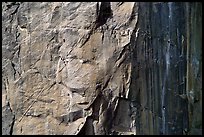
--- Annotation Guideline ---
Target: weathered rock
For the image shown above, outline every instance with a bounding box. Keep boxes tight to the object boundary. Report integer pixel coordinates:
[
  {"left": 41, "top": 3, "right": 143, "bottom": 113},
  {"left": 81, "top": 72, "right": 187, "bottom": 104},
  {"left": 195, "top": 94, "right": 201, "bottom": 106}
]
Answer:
[
  {"left": 2, "top": 2, "right": 202, "bottom": 135},
  {"left": 2, "top": 2, "right": 138, "bottom": 135},
  {"left": 2, "top": 102, "right": 15, "bottom": 135}
]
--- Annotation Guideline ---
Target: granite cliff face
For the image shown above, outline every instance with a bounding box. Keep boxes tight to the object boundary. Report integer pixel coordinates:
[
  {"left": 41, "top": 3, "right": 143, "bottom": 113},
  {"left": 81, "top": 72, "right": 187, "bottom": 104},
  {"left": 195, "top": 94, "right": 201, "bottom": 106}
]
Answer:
[{"left": 2, "top": 2, "right": 202, "bottom": 135}]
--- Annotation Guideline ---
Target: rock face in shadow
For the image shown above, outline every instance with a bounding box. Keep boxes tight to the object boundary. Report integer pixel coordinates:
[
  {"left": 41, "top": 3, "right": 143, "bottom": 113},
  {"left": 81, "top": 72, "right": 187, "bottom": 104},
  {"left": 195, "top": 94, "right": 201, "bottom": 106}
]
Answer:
[
  {"left": 186, "top": 3, "right": 202, "bottom": 135},
  {"left": 2, "top": 2, "right": 202, "bottom": 135}
]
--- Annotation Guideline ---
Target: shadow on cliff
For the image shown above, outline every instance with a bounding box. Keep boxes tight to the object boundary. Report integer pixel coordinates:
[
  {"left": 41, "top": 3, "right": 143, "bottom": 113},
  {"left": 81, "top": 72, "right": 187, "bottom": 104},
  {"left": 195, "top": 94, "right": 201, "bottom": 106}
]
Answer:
[{"left": 95, "top": 2, "right": 113, "bottom": 29}]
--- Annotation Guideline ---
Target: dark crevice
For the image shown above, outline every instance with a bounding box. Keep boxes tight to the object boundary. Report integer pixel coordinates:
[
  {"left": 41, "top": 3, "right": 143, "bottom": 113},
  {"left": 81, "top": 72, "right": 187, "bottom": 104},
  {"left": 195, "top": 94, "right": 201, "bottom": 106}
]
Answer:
[
  {"left": 117, "top": 2, "right": 124, "bottom": 7},
  {"left": 102, "top": 32, "right": 104, "bottom": 43},
  {"left": 77, "top": 116, "right": 95, "bottom": 135},
  {"left": 77, "top": 102, "right": 89, "bottom": 105},
  {"left": 11, "top": 61, "right": 17, "bottom": 80},
  {"left": 104, "top": 104, "right": 114, "bottom": 134},
  {"left": 95, "top": 2, "right": 113, "bottom": 29},
  {"left": 79, "top": 2, "right": 113, "bottom": 47},
  {"left": 102, "top": 75, "right": 112, "bottom": 91},
  {"left": 10, "top": 115, "right": 15, "bottom": 135},
  {"left": 117, "top": 43, "right": 129, "bottom": 61},
  {"left": 5, "top": 2, "right": 20, "bottom": 11},
  {"left": 56, "top": 110, "right": 84, "bottom": 125},
  {"left": 7, "top": 101, "right": 15, "bottom": 135},
  {"left": 10, "top": 5, "right": 20, "bottom": 16}
]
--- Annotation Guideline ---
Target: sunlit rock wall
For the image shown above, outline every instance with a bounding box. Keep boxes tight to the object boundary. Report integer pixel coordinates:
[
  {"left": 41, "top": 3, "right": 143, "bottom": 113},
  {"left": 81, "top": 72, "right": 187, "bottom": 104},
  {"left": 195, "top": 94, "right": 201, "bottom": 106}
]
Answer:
[{"left": 2, "top": 2, "right": 202, "bottom": 135}]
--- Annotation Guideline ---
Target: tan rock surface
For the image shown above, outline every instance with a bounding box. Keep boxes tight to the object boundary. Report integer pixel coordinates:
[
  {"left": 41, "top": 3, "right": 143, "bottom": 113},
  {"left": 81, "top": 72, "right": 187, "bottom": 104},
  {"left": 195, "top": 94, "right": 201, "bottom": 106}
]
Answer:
[
  {"left": 2, "top": 2, "right": 138, "bottom": 135},
  {"left": 2, "top": 2, "right": 202, "bottom": 135}
]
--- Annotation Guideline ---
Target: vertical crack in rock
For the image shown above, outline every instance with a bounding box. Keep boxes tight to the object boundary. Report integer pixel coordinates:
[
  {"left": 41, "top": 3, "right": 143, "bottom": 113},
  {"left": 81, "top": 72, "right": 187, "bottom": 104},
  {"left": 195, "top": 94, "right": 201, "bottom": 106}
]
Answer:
[
  {"left": 95, "top": 2, "right": 113, "bottom": 29},
  {"left": 9, "top": 102, "right": 16, "bottom": 135},
  {"left": 10, "top": 112, "right": 16, "bottom": 135}
]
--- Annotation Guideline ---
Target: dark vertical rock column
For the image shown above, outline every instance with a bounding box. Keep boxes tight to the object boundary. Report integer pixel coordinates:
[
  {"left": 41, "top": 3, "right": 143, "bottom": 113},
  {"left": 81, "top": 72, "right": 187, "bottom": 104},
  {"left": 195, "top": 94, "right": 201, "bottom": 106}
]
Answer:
[
  {"left": 186, "top": 2, "right": 202, "bottom": 135},
  {"left": 129, "top": 2, "right": 202, "bottom": 135}
]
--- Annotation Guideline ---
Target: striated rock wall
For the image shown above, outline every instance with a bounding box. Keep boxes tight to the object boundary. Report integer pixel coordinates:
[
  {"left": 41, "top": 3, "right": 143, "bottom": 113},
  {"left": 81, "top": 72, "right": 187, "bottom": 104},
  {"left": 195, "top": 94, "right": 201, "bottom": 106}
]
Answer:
[
  {"left": 2, "top": 2, "right": 202, "bottom": 135},
  {"left": 186, "top": 3, "right": 202, "bottom": 135}
]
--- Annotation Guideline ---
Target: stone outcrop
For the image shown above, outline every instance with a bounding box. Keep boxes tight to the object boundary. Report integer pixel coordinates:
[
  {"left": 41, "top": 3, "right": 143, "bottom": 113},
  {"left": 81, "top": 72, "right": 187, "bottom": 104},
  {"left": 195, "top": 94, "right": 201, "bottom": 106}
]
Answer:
[{"left": 2, "top": 2, "right": 202, "bottom": 135}]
